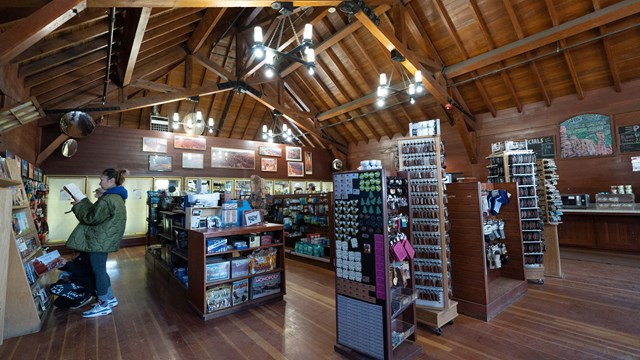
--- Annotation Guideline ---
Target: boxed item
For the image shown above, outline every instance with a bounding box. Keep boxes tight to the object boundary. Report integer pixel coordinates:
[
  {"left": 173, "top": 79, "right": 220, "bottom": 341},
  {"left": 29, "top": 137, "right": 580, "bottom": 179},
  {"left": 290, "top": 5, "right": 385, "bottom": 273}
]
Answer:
[
  {"left": 409, "top": 119, "right": 440, "bottom": 137},
  {"left": 491, "top": 140, "right": 527, "bottom": 153},
  {"left": 248, "top": 248, "right": 277, "bottom": 274},
  {"left": 206, "top": 284, "right": 232, "bottom": 312},
  {"left": 231, "top": 257, "right": 250, "bottom": 278},
  {"left": 205, "top": 259, "right": 230, "bottom": 282},
  {"left": 206, "top": 238, "right": 227, "bottom": 254},
  {"left": 251, "top": 272, "right": 281, "bottom": 299},
  {"left": 232, "top": 279, "right": 249, "bottom": 306},
  {"left": 260, "top": 234, "right": 272, "bottom": 246},
  {"left": 246, "top": 234, "right": 261, "bottom": 248}
]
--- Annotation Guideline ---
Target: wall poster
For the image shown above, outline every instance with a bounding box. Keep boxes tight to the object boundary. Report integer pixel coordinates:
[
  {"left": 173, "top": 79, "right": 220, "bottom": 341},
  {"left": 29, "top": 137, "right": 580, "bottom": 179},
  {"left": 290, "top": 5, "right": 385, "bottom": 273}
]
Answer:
[{"left": 559, "top": 113, "right": 613, "bottom": 158}]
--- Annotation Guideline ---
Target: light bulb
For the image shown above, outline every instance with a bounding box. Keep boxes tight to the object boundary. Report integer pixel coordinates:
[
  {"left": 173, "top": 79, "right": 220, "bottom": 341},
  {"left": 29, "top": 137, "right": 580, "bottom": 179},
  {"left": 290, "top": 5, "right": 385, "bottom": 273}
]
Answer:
[
  {"left": 265, "top": 49, "right": 274, "bottom": 65},
  {"left": 254, "top": 47, "right": 264, "bottom": 59},
  {"left": 308, "top": 66, "right": 315, "bottom": 76},
  {"left": 305, "top": 48, "right": 315, "bottom": 62},
  {"left": 262, "top": 124, "right": 268, "bottom": 133},
  {"left": 414, "top": 70, "right": 422, "bottom": 84},
  {"left": 172, "top": 122, "right": 179, "bottom": 130},
  {"left": 410, "top": 97, "right": 416, "bottom": 104},
  {"left": 265, "top": 67, "right": 274, "bottom": 78},
  {"left": 268, "top": 129, "right": 273, "bottom": 136},
  {"left": 262, "top": 133, "right": 267, "bottom": 140},
  {"left": 173, "top": 113, "right": 179, "bottom": 122},
  {"left": 196, "top": 111, "right": 202, "bottom": 120},
  {"left": 376, "top": 97, "right": 385, "bottom": 107},
  {"left": 208, "top": 128, "right": 213, "bottom": 134},
  {"left": 287, "top": 128, "right": 292, "bottom": 135},
  {"left": 408, "top": 83, "right": 416, "bottom": 95},
  {"left": 253, "top": 26, "right": 263, "bottom": 43},
  {"left": 379, "top": 73, "right": 387, "bottom": 86},
  {"left": 377, "top": 85, "right": 387, "bottom": 97},
  {"left": 268, "top": 137, "right": 274, "bottom": 143},
  {"left": 303, "top": 24, "right": 313, "bottom": 42},
  {"left": 208, "top": 118, "right": 214, "bottom": 127},
  {"left": 282, "top": 124, "right": 288, "bottom": 132}
]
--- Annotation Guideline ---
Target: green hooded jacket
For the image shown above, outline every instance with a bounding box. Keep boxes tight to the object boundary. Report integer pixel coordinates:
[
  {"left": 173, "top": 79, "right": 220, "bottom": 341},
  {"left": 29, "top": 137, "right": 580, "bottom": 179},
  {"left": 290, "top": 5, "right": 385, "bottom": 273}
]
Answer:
[{"left": 65, "top": 189, "right": 127, "bottom": 253}]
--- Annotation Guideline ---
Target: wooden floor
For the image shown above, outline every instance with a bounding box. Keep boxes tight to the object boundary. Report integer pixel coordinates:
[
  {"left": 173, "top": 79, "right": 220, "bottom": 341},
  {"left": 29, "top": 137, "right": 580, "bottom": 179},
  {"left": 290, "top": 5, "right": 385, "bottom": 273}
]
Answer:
[{"left": 1, "top": 246, "right": 639, "bottom": 360}]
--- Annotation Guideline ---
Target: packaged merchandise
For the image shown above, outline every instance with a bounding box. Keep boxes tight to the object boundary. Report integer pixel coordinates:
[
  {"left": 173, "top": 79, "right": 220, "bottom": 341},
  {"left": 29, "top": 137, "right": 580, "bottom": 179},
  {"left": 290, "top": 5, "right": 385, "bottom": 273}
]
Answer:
[
  {"left": 206, "top": 285, "right": 231, "bottom": 312},
  {"left": 251, "top": 272, "right": 281, "bottom": 299},
  {"left": 232, "top": 279, "right": 249, "bottom": 306}
]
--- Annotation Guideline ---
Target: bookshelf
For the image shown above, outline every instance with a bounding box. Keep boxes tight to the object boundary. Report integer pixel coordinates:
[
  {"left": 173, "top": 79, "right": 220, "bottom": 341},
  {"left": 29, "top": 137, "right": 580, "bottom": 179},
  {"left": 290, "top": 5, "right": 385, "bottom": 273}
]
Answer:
[
  {"left": 0, "top": 158, "right": 55, "bottom": 341},
  {"left": 186, "top": 223, "right": 286, "bottom": 320}
]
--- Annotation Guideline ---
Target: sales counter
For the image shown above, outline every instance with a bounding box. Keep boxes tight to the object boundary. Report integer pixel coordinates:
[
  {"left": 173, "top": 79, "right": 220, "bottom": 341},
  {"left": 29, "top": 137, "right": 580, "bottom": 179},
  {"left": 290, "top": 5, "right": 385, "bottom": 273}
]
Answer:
[{"left": 558, "top": 204, "right": 640, "bottom": 252}]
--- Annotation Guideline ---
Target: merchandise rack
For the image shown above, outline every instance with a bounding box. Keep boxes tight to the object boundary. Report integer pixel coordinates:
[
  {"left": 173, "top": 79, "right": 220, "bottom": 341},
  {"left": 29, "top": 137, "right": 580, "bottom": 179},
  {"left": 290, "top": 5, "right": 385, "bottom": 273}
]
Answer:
[
  {"left": 536, "top": 159, "right": 564, "bottom": 278},
  {"left": 333, "top": 169, "right": 422, "bottom": 359},
  {"left": 487, "top": 150, "right": 545, "bottom": 283},
  {"left": 397, "top": 135, "right": 458, "bottom": 334}
]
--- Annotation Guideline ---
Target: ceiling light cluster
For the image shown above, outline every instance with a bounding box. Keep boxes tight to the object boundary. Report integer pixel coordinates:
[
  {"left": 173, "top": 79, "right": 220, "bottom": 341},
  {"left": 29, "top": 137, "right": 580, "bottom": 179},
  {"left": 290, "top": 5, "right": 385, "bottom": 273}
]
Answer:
[
  {"left": 252, "top": 3, "right": 316, "bottom": 78},
  {"left": 172, "top": 96, "right": 215, "bottom": 135},
  {"left": 376, "top": 50, "right": 425, "bottom": 107},
  {"left": 262, "top": 111, "right": 295, "bottom": 143}
]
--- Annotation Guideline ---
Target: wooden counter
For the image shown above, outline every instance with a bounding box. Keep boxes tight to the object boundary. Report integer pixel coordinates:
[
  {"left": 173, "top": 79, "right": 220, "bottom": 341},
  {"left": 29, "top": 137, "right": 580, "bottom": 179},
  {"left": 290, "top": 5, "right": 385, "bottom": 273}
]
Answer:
[{"left": 558, "top": 204, "right": 640, "bottom": 252}]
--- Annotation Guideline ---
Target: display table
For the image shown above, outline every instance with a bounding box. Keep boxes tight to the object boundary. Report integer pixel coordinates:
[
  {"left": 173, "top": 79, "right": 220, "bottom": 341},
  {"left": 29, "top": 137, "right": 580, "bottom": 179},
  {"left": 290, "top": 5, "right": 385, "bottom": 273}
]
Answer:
[{"left": 558, "top": 204, "right": 640, "bottom": 252}]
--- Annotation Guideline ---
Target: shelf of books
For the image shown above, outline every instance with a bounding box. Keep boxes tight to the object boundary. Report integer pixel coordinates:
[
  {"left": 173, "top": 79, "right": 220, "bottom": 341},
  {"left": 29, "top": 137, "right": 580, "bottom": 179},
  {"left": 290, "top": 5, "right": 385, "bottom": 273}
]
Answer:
[
  {"left": 186, "top": 223, "right": 286, "bottom": 320},
  {"left": 0, "top": 157, "right": 56, "bottom": 342}
]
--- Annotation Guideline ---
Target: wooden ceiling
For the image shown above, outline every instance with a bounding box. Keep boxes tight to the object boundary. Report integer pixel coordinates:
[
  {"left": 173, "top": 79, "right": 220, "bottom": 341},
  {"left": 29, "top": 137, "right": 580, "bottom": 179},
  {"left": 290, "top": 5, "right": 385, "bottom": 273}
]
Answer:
[{"left": 1, "top": 0, "right": 639, "bottom": 162}]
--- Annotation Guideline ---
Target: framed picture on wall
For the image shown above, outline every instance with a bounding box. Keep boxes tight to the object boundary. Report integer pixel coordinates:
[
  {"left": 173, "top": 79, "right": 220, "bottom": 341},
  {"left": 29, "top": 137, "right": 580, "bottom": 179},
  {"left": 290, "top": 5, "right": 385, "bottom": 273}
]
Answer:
[
  {"left": 174, "top": 135, "right": 207, "bottom": 151},
  {"left": 261, "top": 158, "right": 278, "bottom": 172},
  {"left": 304, "top": 152, "right": 312, "bottom": 174},
  {"left": 287, "top": 161, "right": 304, "bottom": 177},
  {"left": 259, "top": 146, "right": 282, "bottom": 157},
  {"left": 142, "top": 137, "right": 168, "bottom": 153},
  {"left": 211, "top": 147, "right": 255, "bottom": 169},
  {"left": 559, "top": 113, "right": 613, "bottom": 158},
  {"left": 149, "top": 155, "right": 172, "bottom": 172},
  {"left": 182, "top": 152, "right": 204, "bottom": 169},
  {"left": 285, "top": 146, "right": 302, "bottom": 161}
]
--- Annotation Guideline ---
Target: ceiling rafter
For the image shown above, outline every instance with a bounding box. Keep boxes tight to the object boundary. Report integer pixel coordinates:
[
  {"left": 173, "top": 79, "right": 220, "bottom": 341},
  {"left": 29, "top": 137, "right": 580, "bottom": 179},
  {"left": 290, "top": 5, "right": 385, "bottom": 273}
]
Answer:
[
  {"left": 542, "top": 0, "right": 584, "bottom": 100},
  {"left": 19, "top": 36, "right": 108, "bottom": 78},
  {"left": 187, "top": 8, "right": 227, "bottom": 54},
  {"left": 190, "top": 53, "right": 234, "bottom": 80},
  {"left": 240, "top": 98, "right": 259, "bottom": 138},
  {"left": 227, "top": 93, "right": 245, "bottom": 137},
  {"left": 444, "top": 0, "right": 640, "bottom": 78},
  {"left": 251, "top": 108, "right": 271, "bottom": 141},
  {"left": 86, "top": 1, "right": 345, "bottom": 7},
  {"left": 499, "top": 1, "right": 551, "bottom": 107},
  {"left": 431, "top": 0, "right": 498, "bottom": 115},
  {"left": 0, "top": 0, "right": 86, "bottom": 67},
  {"left": 0, "top": 63, "right": 27, "bottom": 101},
  {"left": 131, "top": 79, "right": 181, "bottom": 93},
  {"left": 118, "top": 7, "right": 151, "bottom": 86},
  {"left": 469, "top": 0, "right": 522, "bottom": 113},
  {"left": 25, "top": 49, "right": 107, "bottom": 88},
  {"left": 592, "top": 0, "right": 621, "bottom": 92}
]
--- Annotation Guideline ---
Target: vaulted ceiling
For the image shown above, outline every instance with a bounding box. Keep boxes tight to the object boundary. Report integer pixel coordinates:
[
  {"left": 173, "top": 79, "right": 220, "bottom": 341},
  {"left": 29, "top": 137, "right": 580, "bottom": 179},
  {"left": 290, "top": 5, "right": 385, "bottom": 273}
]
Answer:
[{"left": 1, "top": 0, "right": 639, "bottom": 163}]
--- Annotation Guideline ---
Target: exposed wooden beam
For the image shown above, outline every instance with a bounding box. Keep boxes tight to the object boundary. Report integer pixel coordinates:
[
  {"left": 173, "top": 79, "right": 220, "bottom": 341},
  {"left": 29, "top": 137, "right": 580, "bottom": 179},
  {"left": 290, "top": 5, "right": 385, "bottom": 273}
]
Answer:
[
  {"left": 190, "top": 53, "right": 234, "bottom": 80},
  {"left": 131, "top": 79, "right": 183, "bottom": 93},
  {"left": 187, "top": 8, "right": 226, "bottom": 54},
  {"left": 0, "top": 0, "right": 86, "bottom": 65},
  {"left": 118, "top": 7, "right": 151, "bottom": 86},
  {"left": 445, "top": 0, "right": 640, "bottom": 78},
  {"left": 240, "top": 99, "right": 259, "bottom": 138},
  {"left": 543, "top": 0, "right": 584, "bottom": 100},
  {"left": 36, "top": 133, "right": 69, "bottom": 166},
  {"left": 453, "top": 111, "right": 477, "bottom": 164},
  {"left": 19, "top": 36, "right": 108, "bottom": 78},
  {"left": 25, "top": 49, "right": 107, "bottom": 88},
  {"left": 87, "top": 0, "right": 343, "bottom": 7},
  {"left": 592, "top": 0, "right": 622, "bottom": 92}
]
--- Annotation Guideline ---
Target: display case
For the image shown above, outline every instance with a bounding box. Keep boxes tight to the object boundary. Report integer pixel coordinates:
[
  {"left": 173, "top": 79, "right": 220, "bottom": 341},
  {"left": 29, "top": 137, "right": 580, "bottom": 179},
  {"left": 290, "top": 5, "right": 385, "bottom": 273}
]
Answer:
[
  {"left": 333, "top": 169, "right": 422, "bottom": 360},
  {"left": 269, "top": 192, "right": 334, "bottom": 268}
]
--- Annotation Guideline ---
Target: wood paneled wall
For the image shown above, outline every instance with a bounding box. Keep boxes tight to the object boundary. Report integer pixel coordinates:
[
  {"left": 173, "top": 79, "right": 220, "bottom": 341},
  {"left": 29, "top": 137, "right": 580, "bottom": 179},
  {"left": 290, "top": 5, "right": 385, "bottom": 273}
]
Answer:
[
  {"left": 0, "top": 122, "right": 40, "bottom": 163},
  {"left": 350, "top": 79, "right": 640, "bottom": 201},
  {"left": 39, "top": 126, "right": 334, "bottom": 181}
]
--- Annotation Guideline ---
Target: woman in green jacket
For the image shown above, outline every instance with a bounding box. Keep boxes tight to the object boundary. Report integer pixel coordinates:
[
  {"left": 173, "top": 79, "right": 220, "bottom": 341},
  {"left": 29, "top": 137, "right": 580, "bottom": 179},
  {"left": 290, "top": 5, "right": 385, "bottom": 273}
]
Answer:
[{"left": 66, "top": 168, "right": 128, "bottom": 318}]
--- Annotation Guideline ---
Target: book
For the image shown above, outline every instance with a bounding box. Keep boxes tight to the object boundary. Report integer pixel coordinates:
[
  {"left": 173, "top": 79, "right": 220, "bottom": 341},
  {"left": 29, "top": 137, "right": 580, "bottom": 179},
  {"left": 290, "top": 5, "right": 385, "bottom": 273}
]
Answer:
[
  {"left": 63, "top": 183, "right": 86, "bottom": 202},
  {"left": 12, "top": 211, "right": 30, "bottom": 236},
  {"left": 32, "top": 250, "right": 64, "bottom": 276}
]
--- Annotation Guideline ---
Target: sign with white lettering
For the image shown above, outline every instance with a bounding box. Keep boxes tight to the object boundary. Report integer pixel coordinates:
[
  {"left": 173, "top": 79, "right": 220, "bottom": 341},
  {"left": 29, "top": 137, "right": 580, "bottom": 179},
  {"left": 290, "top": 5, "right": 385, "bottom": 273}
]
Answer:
[
  {"left": 618, "top": 125, "right": 640, "bottom": 153},
  {"left": 526, "top": 136, "right": 555, "bottom": 159}
]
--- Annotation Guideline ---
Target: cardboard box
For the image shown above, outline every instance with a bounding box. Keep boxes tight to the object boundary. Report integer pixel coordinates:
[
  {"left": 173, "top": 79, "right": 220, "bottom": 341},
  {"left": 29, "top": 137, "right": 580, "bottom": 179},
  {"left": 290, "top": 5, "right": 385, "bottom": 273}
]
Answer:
[
  {"left": 231, "top": 257, "right": 250, "bottom": 278},
  {"left": 246, "top": 234, "right": 261, "bottom": 247},
  {"left": 205, "top": 260, "right": 230, "bottom": 282},
  {"left": 251, "top": 272, "right": 281, "bottom": 299},
  {"left": 206, "top": 237, "right": 227, "bottom": 254},
  {"left": 206, "top": 284, "right": 231, "bottom": 312}
]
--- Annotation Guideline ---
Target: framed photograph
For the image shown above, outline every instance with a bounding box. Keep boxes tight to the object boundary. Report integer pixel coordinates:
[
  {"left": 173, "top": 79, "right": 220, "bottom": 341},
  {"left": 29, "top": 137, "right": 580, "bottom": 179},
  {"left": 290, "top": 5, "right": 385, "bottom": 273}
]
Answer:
[
  {"left": 149, "top": 155, "right": 172, "bottom": 172},
  {"left": 182, "top": 152, "right": 204, "bottom": 169},
  {"left": 259, "top": 146, "right": 282, "bottom": 157},
  {"left": 211, "top": 147, "right": 255, "bottom": 169},
  {"left": 285, "top": 146, "right": 302, "bottom": 161},
  {"left": 559, "top": 113, "right": 613, "bottom": 158},
  {"left": 21, "top": 159, "right": 28, "bottom": 178},
  {"left": 244, "top": 209, "right": 263, "bottom": 226},
  {"left": 274, "top": 180, "right": 290, "bottom": 195},
  {"left": 174, "top": 135, "right": 207, "bottom": 151},
  {"left": 287, "top": 161, "right": 304, "bottom": 177},
  {"left": 304, "top": 151, "right": 312, "bottom": 174},
  {"left": 264, "top": 180, "right": 273, "bottom": 195},
  {"left": 261, "top": 158, "right": 278, "bottom": 172},
  {"left": 291, "top": 181, "right": 306, "bottom": 192},
  {"left": 142, "top": 137, "right": 167, "bottom": 153}
]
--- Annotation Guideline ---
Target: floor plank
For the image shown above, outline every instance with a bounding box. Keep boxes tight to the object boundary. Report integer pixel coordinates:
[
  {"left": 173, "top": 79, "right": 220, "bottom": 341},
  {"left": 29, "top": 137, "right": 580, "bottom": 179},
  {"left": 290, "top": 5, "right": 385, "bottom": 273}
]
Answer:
[{"left": 1, "top": 246, "right": 639, "bottom": 359}]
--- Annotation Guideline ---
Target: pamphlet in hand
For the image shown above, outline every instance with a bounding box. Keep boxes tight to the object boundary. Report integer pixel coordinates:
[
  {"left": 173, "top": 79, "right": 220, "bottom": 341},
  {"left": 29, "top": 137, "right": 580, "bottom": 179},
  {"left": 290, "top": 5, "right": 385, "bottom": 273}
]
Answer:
[{"left": 63, "top": 183, "right": 87, "bottom": 202}]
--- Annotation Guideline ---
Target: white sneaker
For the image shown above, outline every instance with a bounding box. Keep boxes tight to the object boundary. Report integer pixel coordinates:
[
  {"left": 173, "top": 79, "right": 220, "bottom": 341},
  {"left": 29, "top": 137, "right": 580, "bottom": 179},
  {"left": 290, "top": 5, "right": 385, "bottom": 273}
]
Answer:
[
  {"left": 107, "top": 297, "right": 118, "bottom": 308},
  {"left": 82, "top": 302, "right": 112, "bottom": 318}
]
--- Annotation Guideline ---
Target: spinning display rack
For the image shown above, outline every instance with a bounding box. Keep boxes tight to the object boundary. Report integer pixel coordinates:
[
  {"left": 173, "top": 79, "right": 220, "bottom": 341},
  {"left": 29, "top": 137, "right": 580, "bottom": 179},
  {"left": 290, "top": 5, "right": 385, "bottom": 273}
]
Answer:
[{"left": 398, "top": 135, "right": 458, "bottom": 334}]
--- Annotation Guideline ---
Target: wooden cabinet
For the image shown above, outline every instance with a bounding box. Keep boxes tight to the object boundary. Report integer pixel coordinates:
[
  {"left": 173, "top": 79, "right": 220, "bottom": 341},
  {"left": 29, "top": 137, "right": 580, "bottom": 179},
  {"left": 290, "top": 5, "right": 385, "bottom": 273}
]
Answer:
[
  {"left": 447, "top": 182, "right": 528, "bottom": 321},
  {"left": 559, "top": 212, "right": 640, "bottom": 251},
  {"left": 186, "top": 223, "right": 286, "bottom": 320}
]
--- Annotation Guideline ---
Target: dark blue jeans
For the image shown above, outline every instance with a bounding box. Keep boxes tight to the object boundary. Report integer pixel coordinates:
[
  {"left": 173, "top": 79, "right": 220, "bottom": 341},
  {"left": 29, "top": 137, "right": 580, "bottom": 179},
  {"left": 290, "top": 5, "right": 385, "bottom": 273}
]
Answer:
[{"left": 88, "top": 252, "right": 112, "bottom": 302}]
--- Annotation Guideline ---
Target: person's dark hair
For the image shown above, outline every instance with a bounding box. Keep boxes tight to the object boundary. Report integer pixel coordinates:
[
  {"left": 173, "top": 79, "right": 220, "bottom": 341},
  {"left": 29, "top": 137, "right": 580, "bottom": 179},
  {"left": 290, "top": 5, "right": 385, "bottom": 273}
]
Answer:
[{"left": 102, "top": 168, "right": 129, "bottom": 186}]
